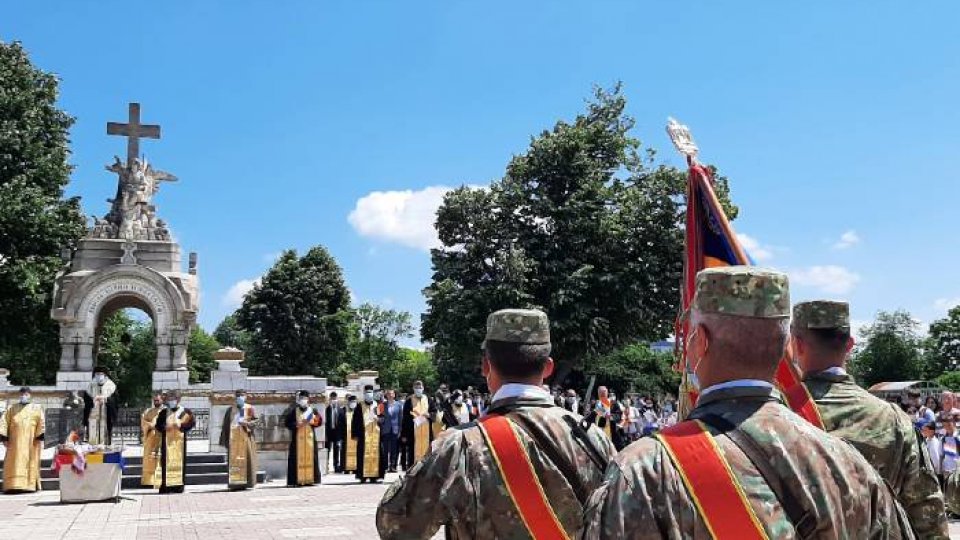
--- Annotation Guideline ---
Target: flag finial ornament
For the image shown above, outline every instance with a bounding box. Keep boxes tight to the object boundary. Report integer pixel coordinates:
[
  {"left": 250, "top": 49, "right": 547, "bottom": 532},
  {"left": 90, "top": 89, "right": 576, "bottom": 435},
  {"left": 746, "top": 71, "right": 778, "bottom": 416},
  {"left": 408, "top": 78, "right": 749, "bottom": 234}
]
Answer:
[{"left": 666, "top": 117, "right": 699, "bottom": 160}]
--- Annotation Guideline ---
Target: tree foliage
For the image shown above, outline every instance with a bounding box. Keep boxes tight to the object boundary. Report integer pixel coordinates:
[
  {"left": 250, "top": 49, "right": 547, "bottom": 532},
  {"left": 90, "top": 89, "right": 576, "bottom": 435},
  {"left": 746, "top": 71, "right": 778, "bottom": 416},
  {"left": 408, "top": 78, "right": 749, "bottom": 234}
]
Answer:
[
  {"left": 583, "top": 343, "right": 680, "bottom": 398},
  {"left": 95, "top": 311, "right": 154, "bottom": 405},
  {"left": 96, "top": 310, "right": 221, "bottom": 403},
  {"left": 346, "top": 302, "right": 414, "bottom": 373},
  {"left": 849, "top": 310, "right": 924, "bottom": 388},
  {"left": 236, "top": 247, "right": 351, "bottom": 376},
  {"left": 188, "top": 326, "right": 220, "bottom": 384},
  {"left": 422, "top": 84, "right": 737, "bottom": 387},
  {"left": 937, "top": 371, "right": 960, "bottom": 392},
  {"left": 924, "top": 305, "right": 960, "bottom": 378},
  {"left": 380, "top": 348, "right": 438, "bottom": 392},
  {"left": 0, "top": 41, "right": 86, "bottom": 384}
]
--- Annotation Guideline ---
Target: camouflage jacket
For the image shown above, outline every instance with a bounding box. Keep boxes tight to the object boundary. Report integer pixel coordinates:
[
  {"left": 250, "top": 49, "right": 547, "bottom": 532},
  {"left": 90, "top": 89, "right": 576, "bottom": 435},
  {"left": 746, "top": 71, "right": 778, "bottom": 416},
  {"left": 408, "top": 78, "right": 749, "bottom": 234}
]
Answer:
[
  {"left": 376, "top": 394, "right": 617, "bottom": 540},
  {"left": 581, "top": 385, "right": 915, "bottom": 539},
  {"left": 802, "top": 371, "right": 948, "bottom": 538}
]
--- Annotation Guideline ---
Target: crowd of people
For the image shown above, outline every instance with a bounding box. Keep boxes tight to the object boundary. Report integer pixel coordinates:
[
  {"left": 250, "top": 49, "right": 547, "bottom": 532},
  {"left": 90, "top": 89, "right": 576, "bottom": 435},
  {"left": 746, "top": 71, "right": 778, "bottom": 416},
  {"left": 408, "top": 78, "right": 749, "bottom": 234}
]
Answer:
[
  {"left": 4, "top": 265, "right": 960, "bottom": 538},
  {"left": 897, "top": 390, "right": 960, "bottom": 490}
]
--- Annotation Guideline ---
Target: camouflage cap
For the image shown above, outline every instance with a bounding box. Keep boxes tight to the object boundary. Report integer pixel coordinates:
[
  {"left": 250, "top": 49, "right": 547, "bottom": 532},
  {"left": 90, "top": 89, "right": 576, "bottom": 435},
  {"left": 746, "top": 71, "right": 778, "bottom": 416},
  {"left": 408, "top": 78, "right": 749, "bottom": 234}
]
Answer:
[
  {"left": 692, "top": 266, "right": 790, "bottom": 318},
  {"left": 484, "top": 309, "right": 550, "bottom": 346},
  {"left": 793, "top": 300, "right": 850, "bottom": 330}
]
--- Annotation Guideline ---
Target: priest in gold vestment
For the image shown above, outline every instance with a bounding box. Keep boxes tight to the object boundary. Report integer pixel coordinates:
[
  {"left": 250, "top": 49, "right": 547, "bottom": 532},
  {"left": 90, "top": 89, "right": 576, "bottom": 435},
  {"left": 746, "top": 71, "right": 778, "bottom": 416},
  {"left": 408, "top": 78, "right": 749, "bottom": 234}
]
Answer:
[
  {"left": 140, "top": 393, "right": 164, "bottom": 487},
  {"left": 0, "top": 387, "right": 44, "bottom": 493},
  {"left": 153, "top": 390, "right": 195, "bottom": 494},
  {"left": 219, "top": 389, "right": 259, "bottom": 490},
  {"left": 284, "top": 390, "right": 322, "bottom": 486},
  {"left": 342, "top": 394, "right": 359, "bottom": 474},
  {"left": 400, "top": 380, "right": 435, "bottom": 469},
  {"left": 351, "top": 385, "right": 386, "bottom": 483}
]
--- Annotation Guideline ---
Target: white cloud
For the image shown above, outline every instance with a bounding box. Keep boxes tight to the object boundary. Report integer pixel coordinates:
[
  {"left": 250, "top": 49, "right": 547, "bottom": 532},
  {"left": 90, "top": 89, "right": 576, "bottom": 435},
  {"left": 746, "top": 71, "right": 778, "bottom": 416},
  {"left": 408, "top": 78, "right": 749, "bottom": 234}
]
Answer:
[
  {"left": 222, "top": 278, "right": 260, "bottom": 308},
  {"left": 832, "top": 230, "right": 861, "bottom": 250},
  {"left": 348, "top": 186, "right": 453, "bottom": 251},
  {"left": 934, "top": 297, "right": 960, "bottom": 315},
  {"left": 790, "top": 265, "right": 861, "bottom": 295},
  {"left": 736, "top": 233, "right": 773, "bottom": 262}
]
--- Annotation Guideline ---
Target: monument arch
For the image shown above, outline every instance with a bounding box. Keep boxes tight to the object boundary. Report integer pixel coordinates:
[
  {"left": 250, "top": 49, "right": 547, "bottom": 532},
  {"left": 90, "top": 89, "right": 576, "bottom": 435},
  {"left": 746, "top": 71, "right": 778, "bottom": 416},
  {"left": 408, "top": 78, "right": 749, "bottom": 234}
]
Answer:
[{"left": 51, "top": 102, "right": 199, "bottom": 390}]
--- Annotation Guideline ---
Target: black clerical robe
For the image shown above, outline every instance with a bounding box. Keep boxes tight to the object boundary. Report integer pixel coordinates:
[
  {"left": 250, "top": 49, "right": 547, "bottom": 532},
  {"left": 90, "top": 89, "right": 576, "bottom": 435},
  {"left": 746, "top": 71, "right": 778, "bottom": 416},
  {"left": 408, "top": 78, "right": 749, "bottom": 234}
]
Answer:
[
  {"left": 154, "top": 406, "right": 195, "bottom": 494},
  {"left": 351, "top": 401, "right": 386, "bottom": 482},
  {"left": 284, "top": 405, "right": 322, "bottom": 486}
]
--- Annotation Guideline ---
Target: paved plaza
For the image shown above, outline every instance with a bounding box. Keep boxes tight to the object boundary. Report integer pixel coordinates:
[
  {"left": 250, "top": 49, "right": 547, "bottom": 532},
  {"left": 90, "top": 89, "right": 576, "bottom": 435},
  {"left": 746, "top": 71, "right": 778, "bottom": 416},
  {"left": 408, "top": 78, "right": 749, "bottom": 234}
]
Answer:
[
  {"left": 1, "top": 470, "right": 959, "bottom": 539},
  {"left": 0, "top": 472, "right": 442, "bottom": 540}
]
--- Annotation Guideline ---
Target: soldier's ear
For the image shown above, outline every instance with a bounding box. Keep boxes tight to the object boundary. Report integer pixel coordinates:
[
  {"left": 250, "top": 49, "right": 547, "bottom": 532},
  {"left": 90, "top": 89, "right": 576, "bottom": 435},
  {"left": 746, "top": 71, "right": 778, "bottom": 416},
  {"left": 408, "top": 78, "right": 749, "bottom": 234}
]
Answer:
[
  {"left": 541, "top": 357, "right": 555, "bottom": 379},
  {"left": 481, "top": 357, "right": 491, "bottom": 378},
  {"left": 844, "top": 336, "right": 855, "bottom": 355}
]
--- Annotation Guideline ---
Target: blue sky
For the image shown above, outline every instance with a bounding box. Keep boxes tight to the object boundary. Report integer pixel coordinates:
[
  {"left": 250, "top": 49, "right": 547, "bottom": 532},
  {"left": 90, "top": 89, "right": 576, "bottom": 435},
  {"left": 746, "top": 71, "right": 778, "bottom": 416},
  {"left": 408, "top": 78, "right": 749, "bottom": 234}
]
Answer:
[{"left": 5, "top": 2, "right": 960, "bottom": 341}]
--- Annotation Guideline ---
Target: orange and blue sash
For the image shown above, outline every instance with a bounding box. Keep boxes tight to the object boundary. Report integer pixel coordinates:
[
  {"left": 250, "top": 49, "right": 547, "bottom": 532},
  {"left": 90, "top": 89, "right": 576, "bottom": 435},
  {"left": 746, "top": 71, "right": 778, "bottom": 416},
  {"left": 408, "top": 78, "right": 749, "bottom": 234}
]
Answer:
[
  {"left": 479, "top": 414, "right": 571, "bottom": 540},
  {"left": 657, "top": 420, "right": 768, "bottom": 540}
]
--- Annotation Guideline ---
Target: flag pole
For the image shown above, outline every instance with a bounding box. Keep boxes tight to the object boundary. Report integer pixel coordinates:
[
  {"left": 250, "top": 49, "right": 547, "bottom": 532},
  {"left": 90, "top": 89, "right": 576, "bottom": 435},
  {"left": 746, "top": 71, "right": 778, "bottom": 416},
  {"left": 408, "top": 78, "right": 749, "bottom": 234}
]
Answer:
[{"left": 666, "top": 118, "right": 703, "bottom": 421}]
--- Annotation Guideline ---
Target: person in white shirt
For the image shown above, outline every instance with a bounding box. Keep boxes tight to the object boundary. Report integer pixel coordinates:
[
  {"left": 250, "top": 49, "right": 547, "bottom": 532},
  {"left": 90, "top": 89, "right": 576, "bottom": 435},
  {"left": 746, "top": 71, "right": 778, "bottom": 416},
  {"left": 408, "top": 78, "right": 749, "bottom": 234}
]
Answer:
[
  {"left": 941, "top": 416, "right": 959, "bottom": 486},
  {"left": 922, "top": 421, "right": 944, "bottom": 484}
]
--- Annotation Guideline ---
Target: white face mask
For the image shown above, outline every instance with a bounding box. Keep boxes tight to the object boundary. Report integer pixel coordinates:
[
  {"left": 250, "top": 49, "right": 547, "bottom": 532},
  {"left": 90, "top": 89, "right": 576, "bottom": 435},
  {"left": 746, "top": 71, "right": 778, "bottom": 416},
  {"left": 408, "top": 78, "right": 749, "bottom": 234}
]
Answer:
[
  {"left": 414, "top": 388, "right": 423, "bottom": 397},
  {"left": 95, "top": 374, "right": 106, "bottom": 385},
  {"left": 298, "top": 398, "right": 309, "bottom": 408},
  {"left": 455, "top": 397, "right": 463, "bottom": 405},
  {"left": 19, "top": 394, "right": 30, "bottom": 404},
  {"left": 348, "top": 402, "right": 357, "bottom": 410},
  {"left": 364, "top": 392, "right": 374, "bottom": 402},
  {"left": 166, "top": 400, "right": 178, "bottom": 409}
]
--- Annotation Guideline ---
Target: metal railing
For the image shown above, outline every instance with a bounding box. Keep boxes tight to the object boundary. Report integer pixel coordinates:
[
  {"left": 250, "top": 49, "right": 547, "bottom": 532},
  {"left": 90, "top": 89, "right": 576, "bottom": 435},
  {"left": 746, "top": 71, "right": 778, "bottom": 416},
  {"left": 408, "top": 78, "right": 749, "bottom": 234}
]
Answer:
[{"left": 40, "top": 407, "right": 210, "bottom": 447}]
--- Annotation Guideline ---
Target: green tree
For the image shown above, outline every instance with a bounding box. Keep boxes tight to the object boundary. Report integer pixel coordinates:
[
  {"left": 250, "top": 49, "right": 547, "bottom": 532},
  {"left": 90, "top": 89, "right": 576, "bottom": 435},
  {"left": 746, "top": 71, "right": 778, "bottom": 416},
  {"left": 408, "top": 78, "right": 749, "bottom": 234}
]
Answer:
[
  {"left": 923, "top": 305, "right": 960, "bottom": 379},
  {"left": 937, "top": 371, "right": 960, "bottom": 392},
  {"left": 380, "top": 348, "right": 438, "bottom": 391},
  {"left": 0, "top": 41, "right": 86, "bottom": 384},
  {"left": 236, "top": 247, "right": 352, "bottom": 376},
  {"left": 94, "top": 311, "right": 154, "bottom": 405},
  {"left": 346, "top": 302, "right": 414, "bottom": 373},
  {"left": 849, "top": 310, "right": 924, "bottom": 388},
  {"left": 422, "top": 84, "right": 737, "bottom": 386},
  {"left": 584, "top": 343, "right": 680, "bottom": 398},
  {"left": 188, "top": 326, "right": 220, "bottom": 384}
]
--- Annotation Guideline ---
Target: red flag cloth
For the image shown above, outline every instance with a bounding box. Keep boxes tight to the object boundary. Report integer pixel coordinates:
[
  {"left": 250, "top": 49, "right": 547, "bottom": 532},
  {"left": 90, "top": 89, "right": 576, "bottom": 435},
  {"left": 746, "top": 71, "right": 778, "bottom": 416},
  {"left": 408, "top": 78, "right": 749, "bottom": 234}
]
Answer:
[{"left": 678, "top": 157, "right": 800, "bottom": 410}]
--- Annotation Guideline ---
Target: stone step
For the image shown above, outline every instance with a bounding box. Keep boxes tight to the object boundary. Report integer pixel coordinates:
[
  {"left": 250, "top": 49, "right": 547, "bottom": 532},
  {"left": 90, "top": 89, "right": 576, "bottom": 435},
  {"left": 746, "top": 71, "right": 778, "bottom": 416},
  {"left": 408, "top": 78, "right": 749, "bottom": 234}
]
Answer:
[
  {"left": 0, "top": 452, "right": 228, "bottom": 470},
  {"left": 38, "top": 462, "right": 228, "bottom": 479},
  {"left": 2, "top": 453, "right": 262, "bottom": 492},
  {"left": 33, "top": 471, "right": 268, "bottom": 491}
]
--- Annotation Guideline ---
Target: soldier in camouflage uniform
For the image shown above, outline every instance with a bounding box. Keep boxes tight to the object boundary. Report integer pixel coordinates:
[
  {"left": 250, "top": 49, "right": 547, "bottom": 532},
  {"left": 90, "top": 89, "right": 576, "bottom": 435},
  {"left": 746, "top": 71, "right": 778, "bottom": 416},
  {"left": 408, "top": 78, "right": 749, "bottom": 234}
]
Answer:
[
  {"left": 790, "top": 300, "right": 948, "bottom": 538},
  {"left": 582, "top": 267, "right": 913, "bottom": 539},
  {"left": 377, "top": 309, "right": 616, "bottom": 539}
]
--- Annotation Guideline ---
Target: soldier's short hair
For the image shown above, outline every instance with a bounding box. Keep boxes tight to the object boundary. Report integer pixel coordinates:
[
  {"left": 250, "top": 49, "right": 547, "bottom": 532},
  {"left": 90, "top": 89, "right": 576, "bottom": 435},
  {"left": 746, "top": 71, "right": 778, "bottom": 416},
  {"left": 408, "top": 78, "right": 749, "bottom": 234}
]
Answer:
[
  {"left": 797, "top": 327, "right": 851, "bottom": 353},
  {"left": 485, "top": 339, "right": 552, "bottom": 379}
]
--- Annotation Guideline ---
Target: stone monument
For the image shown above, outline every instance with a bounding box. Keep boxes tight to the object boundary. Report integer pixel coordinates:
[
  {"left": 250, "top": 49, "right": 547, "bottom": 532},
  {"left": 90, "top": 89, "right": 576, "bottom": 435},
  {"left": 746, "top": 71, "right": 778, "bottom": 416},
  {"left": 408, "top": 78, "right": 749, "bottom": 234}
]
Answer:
[{"left": 51, "top": 103, "right": 199, "bottom": 390}]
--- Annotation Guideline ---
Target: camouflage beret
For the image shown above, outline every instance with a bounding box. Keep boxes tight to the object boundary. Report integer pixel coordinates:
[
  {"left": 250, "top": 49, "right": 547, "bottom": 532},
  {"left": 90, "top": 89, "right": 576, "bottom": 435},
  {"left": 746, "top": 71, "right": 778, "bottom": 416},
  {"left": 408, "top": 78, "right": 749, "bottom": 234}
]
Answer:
[
  {"left": 484, "top": 309, "right": 551, "bottom": 346},
  {"left": 692, "top": 266, "right": 790, "bottom": 318},
  {"left": 793, "top": 300, "right": 850, "bottom": 330}
]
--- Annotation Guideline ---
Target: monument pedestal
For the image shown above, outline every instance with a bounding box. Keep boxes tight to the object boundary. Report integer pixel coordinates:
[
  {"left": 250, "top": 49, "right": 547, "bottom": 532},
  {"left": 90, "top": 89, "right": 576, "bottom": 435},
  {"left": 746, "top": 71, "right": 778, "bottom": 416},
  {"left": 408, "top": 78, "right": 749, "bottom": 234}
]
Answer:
[
  {"left": 152, "top": 370, "right": 190, "bottom": 390},
  {"left": 56, "top": 371, "right": 94, "bottom": 391}
]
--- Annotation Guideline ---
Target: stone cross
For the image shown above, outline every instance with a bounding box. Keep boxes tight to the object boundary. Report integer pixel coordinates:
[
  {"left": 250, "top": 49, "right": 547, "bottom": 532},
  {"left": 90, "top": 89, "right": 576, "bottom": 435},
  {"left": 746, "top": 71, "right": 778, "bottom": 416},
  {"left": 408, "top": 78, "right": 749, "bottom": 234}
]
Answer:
[
  {"left": 120, "top": 237, "right": 138, "bottom": 264},
  {"left": 107, "top": 103, "right": 161, "bottom": 167}
]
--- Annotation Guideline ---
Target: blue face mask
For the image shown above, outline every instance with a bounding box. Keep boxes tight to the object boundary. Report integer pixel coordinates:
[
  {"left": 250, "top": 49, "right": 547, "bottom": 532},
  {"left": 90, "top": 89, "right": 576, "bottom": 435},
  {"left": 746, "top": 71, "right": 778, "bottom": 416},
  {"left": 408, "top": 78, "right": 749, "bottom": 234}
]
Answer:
[
  {"left": 19, "top": 394, "right": 30, "bottom": 405},
  {"left": 414, "top": 388, "right": 423, "bottom": 397},
  {"left": 236, "top": 396, "right": 246, "bottom": 406},
  {"left": 167, "top": 400, "right": 178, "bottom": 409}
]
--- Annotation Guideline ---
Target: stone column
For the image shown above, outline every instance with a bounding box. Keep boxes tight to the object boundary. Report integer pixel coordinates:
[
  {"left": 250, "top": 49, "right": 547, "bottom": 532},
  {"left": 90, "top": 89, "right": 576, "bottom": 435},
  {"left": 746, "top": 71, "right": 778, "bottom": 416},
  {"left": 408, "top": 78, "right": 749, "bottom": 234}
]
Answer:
[
  {"left": 171, "top": 329, "right": 188, "bottom": 371},
  {"left": 155, "top": 336, "right": 172, "bottom": 371},
  {"left": 172, "top": 343, "right": 188, "bottom": 371},
  {"left": 58, "top": 339, "right": 76, "bottom": 371},
  {"left": 76, "top": 341, "right": 94, "bottom": 372}
]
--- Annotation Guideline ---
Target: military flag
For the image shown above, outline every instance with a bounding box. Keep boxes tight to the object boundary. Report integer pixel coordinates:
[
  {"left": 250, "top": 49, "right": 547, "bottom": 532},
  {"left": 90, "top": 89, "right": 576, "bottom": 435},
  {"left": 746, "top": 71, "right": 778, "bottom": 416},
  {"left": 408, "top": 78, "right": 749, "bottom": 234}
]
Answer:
[{"left": 666, "top": 118, "right": 801, "bottom": 417}]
